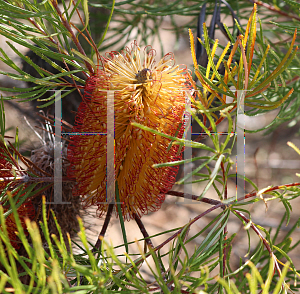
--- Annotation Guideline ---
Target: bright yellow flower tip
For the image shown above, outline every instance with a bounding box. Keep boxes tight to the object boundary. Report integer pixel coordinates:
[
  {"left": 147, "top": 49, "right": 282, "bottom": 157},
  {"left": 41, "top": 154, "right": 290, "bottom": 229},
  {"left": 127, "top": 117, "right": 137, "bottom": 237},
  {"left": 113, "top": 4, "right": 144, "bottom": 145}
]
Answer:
[{"left": 68, "top": 41, "right": 192, "bottom": 220}]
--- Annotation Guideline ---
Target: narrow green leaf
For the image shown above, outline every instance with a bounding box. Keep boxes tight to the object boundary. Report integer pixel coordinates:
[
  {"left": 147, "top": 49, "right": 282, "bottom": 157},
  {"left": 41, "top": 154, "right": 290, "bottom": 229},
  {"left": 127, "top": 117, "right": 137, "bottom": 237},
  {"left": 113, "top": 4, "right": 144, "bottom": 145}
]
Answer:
[
  {"left": 116, "top": 181, "right": 128, "bottom": 255},
  {"left": 97, "top": 0, "right": 115, "bottom": 48}
]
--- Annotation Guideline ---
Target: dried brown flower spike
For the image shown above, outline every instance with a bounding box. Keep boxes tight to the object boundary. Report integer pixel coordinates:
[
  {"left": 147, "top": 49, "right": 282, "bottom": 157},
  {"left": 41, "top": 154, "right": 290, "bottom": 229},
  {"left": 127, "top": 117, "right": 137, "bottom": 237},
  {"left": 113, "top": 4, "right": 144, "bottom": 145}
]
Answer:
[{"left": 31, "top": 138, "right": 81, "bottom": 239}]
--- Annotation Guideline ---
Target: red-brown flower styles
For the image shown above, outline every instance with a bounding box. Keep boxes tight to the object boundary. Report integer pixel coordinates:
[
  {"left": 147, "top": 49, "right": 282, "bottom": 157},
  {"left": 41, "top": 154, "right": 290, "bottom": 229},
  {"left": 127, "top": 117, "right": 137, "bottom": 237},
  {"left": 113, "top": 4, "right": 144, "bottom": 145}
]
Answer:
[
  {"left": 0, "top": 150, "right": 35, "bottom": 250},
  {"left": 68, "top": 41, "right": 192, "bottom": 220}
]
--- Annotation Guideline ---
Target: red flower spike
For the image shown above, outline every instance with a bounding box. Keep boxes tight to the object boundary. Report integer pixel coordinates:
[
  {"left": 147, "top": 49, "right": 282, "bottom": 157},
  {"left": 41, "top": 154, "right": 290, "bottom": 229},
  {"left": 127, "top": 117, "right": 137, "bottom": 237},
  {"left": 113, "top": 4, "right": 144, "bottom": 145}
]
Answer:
[
  {"left": 68, "top": 42, "right": 192, "bottom": 220},
  {"left": 3, "top": 201, "right": 35, "bottom": 250},
  {"left": 0, "top": 149, "right": 35, "bottom": 250}
]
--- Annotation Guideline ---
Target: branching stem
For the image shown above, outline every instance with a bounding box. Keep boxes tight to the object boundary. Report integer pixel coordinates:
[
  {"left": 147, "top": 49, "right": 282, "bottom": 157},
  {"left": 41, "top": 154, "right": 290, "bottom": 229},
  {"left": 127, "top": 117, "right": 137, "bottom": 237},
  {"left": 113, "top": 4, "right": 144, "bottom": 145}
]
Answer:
[
  {"left": 93, "top": 203, "right": 114, "bottom": 252},
  {"left": 233, "top": 209, "right": 283, "bottom": 278},
  {"left": 249, "top": 0, "right": 300, "bottom": 22},
  {"left": 51, "top": 0, "right": 94, "bottom": 74}
]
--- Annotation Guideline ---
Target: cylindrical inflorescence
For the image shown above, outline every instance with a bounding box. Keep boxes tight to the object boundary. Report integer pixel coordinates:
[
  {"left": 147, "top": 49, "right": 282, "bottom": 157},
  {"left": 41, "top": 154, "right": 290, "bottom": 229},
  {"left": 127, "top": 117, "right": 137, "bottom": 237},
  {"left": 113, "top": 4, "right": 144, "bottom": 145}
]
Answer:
[
  {"left": 0, "top": 150, "right": 35, "bottom": 250},
  {"left": 31, "top": 140, "right": 81, "bottom": 239},
  {"left": 68, "top": 41, "right": 192, "bottom": 220}
]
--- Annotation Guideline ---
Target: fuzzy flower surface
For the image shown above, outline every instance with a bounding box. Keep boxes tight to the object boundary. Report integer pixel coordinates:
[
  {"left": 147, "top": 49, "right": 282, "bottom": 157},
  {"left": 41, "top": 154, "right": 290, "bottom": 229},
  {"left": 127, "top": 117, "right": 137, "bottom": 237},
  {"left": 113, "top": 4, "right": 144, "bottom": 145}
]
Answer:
[
  {"left": 68, "top": 41, "right": 192, "bottom": 220},
  {"left": 1, "top": 201, "right": 35, "bottom": 250},
  {"left": 31, "top": 140, "right": 80, "bottom": 240},
  {"left": 0, "top": 151, "right": 35, "bottom": 250}
]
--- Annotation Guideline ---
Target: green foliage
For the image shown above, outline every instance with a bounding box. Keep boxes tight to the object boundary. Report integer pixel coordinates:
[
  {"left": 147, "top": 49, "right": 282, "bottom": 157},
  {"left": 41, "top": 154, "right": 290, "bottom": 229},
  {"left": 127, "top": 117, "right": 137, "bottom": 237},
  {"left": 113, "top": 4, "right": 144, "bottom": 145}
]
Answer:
[
  {"left": 0, "top": 0, "right": 299, "bottom": 132},
  {"left": 0, "top": 0, "right": 300, "bottom": 293},
  {"left": 1, "top": 194, "right": 300, "bottom": 292}
]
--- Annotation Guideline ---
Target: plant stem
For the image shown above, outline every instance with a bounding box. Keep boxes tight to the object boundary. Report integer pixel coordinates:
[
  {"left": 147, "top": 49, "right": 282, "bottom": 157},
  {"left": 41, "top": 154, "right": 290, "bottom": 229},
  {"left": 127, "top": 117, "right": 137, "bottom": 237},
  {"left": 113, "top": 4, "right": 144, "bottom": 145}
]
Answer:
[
  {"left": 233, "top": 209, "right": 282, "bottom": 277},
  {"left": 51, "top": 0, "right": 94, "bottom": 74},
  {"left": 221, "top": 161, "right": 228, "bottom": 281},
  {"left": 134, "top": 213, "right": 154, "bottom": 249},
  {"left": 249, "top": 0, "right": 300, "bottom": 22},
  {"left": 93, "top": 203, "right": 114, "bottom": 253},
  {"left": 167, "top": 190, "right": 224, "bottom": 207},
  {"left": 169, "top": 182, "right": 300, "bottom": 207},
  {"left": 134, "top": 213, "right": 167, "bottom": 280}
]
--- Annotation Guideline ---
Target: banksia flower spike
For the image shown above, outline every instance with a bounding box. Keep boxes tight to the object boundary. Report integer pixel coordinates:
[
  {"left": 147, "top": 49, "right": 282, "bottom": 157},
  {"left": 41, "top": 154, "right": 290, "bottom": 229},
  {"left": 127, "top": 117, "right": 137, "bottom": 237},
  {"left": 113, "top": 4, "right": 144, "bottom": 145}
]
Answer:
[
  {"left": 31, "top": 134, "right": 80, "bottom": 240},
  {"left": 1, "top": 200, "right": 35, "bottom": 250},
  {"left": 0, "top": 148, "right": 35, "bottom": 250},
  {"left": 68, "top": 41, "right": 192, "bottom": 220}
]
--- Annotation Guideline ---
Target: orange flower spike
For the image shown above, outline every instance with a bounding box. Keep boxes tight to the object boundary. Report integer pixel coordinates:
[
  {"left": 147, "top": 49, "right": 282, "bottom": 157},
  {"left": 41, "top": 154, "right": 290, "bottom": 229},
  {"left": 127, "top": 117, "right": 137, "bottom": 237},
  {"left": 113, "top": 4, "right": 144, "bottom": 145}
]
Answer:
[
  {"left": 68, "top": 41, "right": 193, "bottom": 220},
  {"left": 2, "top": 201, "right": 35, "bottom": 250}
]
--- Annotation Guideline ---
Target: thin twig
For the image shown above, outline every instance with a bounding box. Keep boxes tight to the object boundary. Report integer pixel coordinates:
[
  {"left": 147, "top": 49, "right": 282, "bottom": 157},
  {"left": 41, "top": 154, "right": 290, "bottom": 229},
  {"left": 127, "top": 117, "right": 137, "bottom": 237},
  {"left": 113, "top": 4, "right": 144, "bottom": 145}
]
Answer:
[
  {"left": 134, "top": 212, "right": 169, "bottom": 287},
  {"left": 26, "top": 17, "right": 59, "bottom": 47},
  {"left": 134, "top": 213, "right": 155, "bottom": 249},
  {"left": 0, "top": 142, "right": 25, "bottom": 175},
  {"left": 79, "top": 204, "right": 114, "bottom": 285},
  {"left": 8, "top": 142, "right": 52, "bottom": 177},
  {"left": 244, "top": 182, "right": 300, "bottom": 200},
  {"left": 38, "top": 113, "right": 73, "bottom": 131},
  {"left": 233, "top": 209, "right": 283, "bottom": 279},
  {"left": 221, "top": 161, "right": 228, "bottom": 280},
  {"left": 74, "top": 4, "right": 101, "bottom": 64},
  {"left": 93, "top": 203, "right": 114, "bottom": 253},
  {"left": 131, "top": 182, "right": 300, "bottom": 278},
  {"left": 169, "top": 182, "right": 300, "bottom": 206},
  {"left": 249, "top": 0, "right": 300, "bottom": 22},
  {"left": 51, "top": 0, "right": 94, "bottom": 74},
  {"left": 153, "top": 204, "right": 223, "bottom": 256},
  {"left": 278, "top": 75, "right": 300, "bottom": 87},
  {"left": 167, "top": 190, "right": 224, "bottom": 207},
  {"left": 194, "top": 105, "right": 237, "bottom": 142}
]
